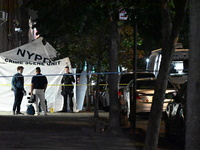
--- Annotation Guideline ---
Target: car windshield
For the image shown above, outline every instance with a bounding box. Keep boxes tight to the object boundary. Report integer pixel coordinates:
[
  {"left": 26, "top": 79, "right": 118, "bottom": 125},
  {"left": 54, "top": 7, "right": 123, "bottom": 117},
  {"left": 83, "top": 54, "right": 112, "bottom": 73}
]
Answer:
[
  {"left": 136, "top": 80, "right": 174, "bottom": 89},
  {"left": 120, "top": 73, "right": 155, "bottom": 84}
]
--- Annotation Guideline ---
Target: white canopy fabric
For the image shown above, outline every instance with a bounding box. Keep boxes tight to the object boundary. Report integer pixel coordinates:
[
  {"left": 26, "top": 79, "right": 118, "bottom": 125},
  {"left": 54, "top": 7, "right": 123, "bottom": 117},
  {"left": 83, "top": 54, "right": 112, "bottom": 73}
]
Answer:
[
  {"left": 0, "top": 38, "right": 74, "bottom": 112},
  {"left": 1, "top": 37, "right": 59, "bottom": 63}
]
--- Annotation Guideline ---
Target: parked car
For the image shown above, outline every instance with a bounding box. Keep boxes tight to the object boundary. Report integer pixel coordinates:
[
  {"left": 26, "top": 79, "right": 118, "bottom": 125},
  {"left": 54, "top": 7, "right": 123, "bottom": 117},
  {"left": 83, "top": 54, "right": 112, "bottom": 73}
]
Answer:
[
  {"left": 165, "top": 82, "right": 187, "bottom": 143},
  {"left": 118, "top": 72, "right": 155, "bottom": 89},
  {"left": 118, "top": 72, "right": 155, "bottom": 97},
  {"left": 124, "top": 78, "right": 176, "bottom": 114},
  {"left": 99, "top": 72, "right": 155, "bottom": 111}
]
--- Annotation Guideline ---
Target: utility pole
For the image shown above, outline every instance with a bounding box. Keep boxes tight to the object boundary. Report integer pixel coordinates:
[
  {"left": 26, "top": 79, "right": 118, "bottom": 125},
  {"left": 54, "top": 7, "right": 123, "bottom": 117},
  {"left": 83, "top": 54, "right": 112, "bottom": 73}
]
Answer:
[{"left": 129, "top": 16, "right": 137, "bottom": 133}]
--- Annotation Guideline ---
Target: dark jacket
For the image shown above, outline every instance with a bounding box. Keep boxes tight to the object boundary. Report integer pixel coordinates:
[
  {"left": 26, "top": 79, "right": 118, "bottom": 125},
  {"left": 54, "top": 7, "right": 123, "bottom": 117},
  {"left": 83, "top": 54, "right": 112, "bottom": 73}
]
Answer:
[
  {"left": 31, "top": 73, "right": 48, "bottom": 89},
  {"left": 12, "top": 73, "right": 25, "bottom": 91},
  {"left": 61, "top": 73, "right": 75, "bottom": 91}
]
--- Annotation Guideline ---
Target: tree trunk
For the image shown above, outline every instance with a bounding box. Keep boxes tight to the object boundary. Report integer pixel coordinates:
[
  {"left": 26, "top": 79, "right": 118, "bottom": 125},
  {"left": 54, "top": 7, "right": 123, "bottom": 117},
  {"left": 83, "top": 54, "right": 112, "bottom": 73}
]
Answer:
[
  {"left": 144, "top": 1, "right": 188, "bottom": 149},
  {"left": 94, "top": 59, "right": 101, "bottom": 118},
  {"left": 86, "top": 63, "right": 91, "bottom": 112},
  {"left": 107, "top": 6, "right": 121, "bottom": 133},
  {"left": 186, "top": 1, "right": 200, "bottom": 149}
]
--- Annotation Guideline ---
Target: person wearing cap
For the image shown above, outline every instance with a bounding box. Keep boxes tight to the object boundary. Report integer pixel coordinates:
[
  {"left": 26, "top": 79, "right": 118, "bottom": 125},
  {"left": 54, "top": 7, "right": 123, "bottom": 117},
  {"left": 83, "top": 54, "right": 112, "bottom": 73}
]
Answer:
[
  {"left": 60, "top": 66, "right": 75, "bottom": 112},
  {"left": 30, "top": 67, "right": 48, "bottom": 116},
  {"left": 11, "top": 66, "right": 26, "bottom": 115}
]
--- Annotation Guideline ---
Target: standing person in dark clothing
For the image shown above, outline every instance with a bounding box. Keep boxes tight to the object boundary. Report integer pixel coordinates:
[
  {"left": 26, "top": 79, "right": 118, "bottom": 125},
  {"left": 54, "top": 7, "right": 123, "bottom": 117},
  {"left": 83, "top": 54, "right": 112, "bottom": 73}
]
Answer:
[
  {"left": 12, "top": 66, "right": 26, "bottom": 115},
  {"left": 30, "top": 67, "right": 48, "bottom": 116},
  {"left": 60, "top": 66, "right": 75, "bottom": 112}
]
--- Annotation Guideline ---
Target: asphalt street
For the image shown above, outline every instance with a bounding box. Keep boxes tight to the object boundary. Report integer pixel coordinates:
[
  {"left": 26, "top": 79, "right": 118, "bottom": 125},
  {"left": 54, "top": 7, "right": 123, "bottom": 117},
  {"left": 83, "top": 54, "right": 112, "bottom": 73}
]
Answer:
[
  {"left": 0, "top": 111, "right": 137, "bottom": 150},
  {"left": 0, "top": 111, "right": 182, "bottom": 150}
]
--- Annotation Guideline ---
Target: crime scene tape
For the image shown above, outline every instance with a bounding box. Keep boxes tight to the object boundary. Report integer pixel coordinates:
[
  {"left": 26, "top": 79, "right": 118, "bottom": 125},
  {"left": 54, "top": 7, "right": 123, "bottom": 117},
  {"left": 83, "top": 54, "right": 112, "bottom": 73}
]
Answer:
[
  {"left": 0, "top": 71, "right": 122, "bottom": 78},
  {"left": 0, "top": 83, "right": 128, "bottom": 86},
  {"left": 0, "top": 72, "right": 130, "bottom": 86}
]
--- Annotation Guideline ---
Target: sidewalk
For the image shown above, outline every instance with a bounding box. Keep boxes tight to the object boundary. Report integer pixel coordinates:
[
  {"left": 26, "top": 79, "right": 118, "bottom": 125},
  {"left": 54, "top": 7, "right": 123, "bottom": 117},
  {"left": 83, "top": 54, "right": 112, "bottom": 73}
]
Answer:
[{"left": 0, "top": 111, "right": 137, "bottom": 150}]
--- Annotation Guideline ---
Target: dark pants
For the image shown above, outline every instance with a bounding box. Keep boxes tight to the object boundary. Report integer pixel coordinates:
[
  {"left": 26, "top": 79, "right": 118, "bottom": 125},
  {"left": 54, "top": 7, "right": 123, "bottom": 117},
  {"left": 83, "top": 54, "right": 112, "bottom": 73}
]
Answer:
[
  {"left": 13, "top": 88, "right": 23, "bottom": 113},
  {"left": 62, "top": 90, "right": 73, "bottom": 112}
]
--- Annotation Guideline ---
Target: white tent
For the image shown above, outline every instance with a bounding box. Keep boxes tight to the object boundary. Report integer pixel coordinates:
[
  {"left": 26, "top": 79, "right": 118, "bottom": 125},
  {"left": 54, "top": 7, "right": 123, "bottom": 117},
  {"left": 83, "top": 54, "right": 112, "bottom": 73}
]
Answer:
[{"left": 0, "top": 37, "right": 73, "bottom": 112}]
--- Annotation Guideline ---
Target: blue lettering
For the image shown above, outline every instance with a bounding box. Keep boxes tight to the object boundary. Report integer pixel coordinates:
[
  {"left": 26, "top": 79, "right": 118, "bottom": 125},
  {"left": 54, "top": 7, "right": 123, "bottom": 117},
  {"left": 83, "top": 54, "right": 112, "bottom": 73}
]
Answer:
[
  {"left": 16, "top": 49, "right": 25, "bottom": 57},
  {"left": 35, "top": 54, "right": 42, "bottom": 61},
  {"left": 27, "top": 51, "right": 35, "bottom": 59}
]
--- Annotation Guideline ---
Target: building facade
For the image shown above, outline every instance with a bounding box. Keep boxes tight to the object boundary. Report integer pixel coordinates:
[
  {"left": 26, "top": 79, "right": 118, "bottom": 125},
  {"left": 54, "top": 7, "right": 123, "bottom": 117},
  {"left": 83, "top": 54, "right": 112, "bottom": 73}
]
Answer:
[{"left": 0, "top": 0, "right": 29, "bottom": 53}]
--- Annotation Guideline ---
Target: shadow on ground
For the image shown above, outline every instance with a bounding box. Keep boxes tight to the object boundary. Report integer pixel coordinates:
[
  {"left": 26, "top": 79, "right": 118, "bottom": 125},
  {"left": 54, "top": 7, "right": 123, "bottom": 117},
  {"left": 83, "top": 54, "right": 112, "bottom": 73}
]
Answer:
[{"left": 0, "top": 113, "right": 137, "bottom": 150}]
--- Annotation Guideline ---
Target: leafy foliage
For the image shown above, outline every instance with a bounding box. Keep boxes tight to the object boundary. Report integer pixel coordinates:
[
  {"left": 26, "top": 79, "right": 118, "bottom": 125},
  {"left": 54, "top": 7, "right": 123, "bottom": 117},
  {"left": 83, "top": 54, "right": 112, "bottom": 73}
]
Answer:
[
  {"left": 29, "top": 0, "right": 111, "bottom": 70},
  {"left": 28, "top": 0, "right": 188, "bottom": 70},
  {"left": 118, "top": 25, "right": 144, "bottom": 70}
]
